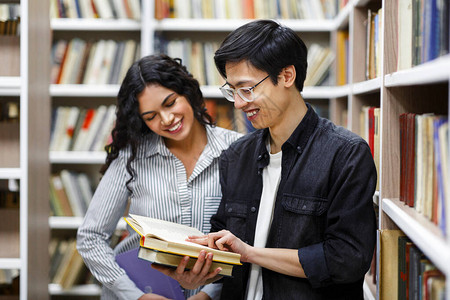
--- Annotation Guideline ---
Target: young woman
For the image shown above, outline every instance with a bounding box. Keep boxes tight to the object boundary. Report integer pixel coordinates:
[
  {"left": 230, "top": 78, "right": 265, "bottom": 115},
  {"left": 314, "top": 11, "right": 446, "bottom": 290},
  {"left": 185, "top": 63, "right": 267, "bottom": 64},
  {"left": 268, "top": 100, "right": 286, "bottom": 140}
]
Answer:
[{"left": 77, "top": 54, "right": 242, "bottom": 300}]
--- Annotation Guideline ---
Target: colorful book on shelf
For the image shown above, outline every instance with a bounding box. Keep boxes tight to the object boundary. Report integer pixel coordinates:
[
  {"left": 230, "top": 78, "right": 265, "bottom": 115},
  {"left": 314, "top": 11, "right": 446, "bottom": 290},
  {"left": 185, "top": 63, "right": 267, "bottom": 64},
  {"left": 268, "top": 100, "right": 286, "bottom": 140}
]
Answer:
[
  {"left": 405, "top": 113, "right": 417, "bottom": 207},
  {"left": 380, "top": 229, "right": 405, "bottom": 300},
  {"left": 124, "top": 214, "right": 241, "bottom": 276},
  {"left": 398, "top": 235, "right": 408, "bottom": 300},
  {"left": 116, "top": 248, "right": 185, "bottom": 299}
]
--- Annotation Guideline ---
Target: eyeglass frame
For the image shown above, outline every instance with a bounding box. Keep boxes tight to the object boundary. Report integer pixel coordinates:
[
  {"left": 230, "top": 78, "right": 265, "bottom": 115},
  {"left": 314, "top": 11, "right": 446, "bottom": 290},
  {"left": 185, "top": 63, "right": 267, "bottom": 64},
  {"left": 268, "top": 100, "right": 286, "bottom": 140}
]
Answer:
[{"left": 219, "top": 75, "right": 270, "bottom": 103}]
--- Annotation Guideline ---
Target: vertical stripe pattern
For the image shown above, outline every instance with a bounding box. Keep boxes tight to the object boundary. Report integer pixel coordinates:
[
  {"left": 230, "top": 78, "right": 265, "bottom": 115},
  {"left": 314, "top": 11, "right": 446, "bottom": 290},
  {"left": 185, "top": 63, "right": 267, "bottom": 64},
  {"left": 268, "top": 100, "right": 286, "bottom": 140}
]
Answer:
[{"left": 77, "top": 125, "right": 242, "bottom": 299}]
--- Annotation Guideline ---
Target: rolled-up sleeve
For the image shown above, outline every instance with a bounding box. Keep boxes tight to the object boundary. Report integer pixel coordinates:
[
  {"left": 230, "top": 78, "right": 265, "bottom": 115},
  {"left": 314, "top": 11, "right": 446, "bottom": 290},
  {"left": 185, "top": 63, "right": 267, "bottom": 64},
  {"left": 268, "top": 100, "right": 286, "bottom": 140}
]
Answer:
[{"left": 299, "top": 141, "right": 377, "bottom": 288}]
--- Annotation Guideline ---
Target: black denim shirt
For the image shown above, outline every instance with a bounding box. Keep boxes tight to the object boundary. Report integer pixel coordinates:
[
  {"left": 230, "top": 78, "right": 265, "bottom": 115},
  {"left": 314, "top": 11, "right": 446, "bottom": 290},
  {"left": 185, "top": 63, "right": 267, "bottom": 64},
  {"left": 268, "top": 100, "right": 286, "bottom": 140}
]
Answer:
[{"left": 211, "top": 104, "right": 377, "bottom": 300}]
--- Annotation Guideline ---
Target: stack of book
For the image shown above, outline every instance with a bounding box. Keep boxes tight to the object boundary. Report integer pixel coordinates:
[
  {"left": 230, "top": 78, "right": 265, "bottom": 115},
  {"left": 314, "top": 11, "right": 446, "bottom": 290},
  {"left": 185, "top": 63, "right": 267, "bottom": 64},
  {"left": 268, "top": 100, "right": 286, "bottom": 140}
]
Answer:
[{"left": 124, "top": 214, "right": 242, "bottom": 278}]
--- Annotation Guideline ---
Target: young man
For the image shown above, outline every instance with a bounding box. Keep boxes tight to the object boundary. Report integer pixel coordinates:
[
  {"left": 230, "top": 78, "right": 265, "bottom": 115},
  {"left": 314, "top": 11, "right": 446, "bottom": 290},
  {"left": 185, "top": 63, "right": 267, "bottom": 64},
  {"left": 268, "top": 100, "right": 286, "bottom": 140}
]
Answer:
[{"left": 155, "top": 19, "right": 377, "bottom": 300}]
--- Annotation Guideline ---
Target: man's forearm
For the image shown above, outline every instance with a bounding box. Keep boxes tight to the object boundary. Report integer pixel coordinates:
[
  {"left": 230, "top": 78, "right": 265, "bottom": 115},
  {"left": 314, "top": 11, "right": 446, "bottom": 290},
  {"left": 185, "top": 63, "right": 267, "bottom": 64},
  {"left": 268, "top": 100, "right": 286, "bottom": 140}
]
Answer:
[{"left": 247, "top": 247, "right": 306, "bottom": 278}]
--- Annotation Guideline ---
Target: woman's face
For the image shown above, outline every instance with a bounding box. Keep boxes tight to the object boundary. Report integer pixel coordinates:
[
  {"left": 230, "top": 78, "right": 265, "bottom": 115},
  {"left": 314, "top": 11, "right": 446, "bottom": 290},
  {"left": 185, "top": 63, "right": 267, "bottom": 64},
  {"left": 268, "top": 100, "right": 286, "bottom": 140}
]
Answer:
[{"left": 138, "top": 84, "right": 197, "bottom": 143}]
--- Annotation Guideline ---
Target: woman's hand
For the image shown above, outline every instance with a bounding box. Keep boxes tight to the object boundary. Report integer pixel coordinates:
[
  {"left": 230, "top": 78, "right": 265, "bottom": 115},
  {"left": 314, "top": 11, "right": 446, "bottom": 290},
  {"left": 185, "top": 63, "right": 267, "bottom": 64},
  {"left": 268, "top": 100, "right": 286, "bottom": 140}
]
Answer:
[
  {"left": 187, "top": 291, "right": 212, "bottom": 300},
  {"left": 151, "top": 250, "right": 223, "bottom": 290},
  {"left": 138, "top": 293, "right": 171, "bottom": 300},
  {"left": 187, "top": 230, "right": 252, "bottom": 262}
]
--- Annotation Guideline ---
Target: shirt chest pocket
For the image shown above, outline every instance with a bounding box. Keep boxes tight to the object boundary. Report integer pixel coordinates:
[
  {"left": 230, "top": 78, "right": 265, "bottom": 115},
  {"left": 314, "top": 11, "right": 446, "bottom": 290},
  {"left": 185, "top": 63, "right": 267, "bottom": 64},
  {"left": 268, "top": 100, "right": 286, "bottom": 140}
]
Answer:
[
  {"left": 282, "top": 194, "right": 327, "bottom": 216},
  {"left": 278, "top": 194, "right": 328, "bottom": 246}
]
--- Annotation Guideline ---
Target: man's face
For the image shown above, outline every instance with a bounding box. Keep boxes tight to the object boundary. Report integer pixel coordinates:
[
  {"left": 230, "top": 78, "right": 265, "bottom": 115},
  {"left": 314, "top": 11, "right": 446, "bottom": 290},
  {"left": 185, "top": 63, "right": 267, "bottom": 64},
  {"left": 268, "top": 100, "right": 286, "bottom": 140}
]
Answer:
[{"left": 224, "top": 61, "right": 287, "bottom": 130}]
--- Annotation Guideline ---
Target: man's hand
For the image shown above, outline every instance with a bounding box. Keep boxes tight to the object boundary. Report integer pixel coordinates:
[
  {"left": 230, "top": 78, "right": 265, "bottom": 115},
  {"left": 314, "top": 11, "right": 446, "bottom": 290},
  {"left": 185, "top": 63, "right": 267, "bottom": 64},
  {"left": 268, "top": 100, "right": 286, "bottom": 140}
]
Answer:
[
  {"left": 151, "top": 250, "right": 223, "bottom": 290},
  {"left": 187, "top": 230, "right": 251, "bottom": 262}
]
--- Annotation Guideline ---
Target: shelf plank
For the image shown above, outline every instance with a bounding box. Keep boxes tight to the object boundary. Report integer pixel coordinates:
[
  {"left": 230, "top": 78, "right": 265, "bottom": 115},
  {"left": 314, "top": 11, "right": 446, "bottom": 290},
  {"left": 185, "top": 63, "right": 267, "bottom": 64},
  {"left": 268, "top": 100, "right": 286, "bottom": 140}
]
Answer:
[
  {"left": 48, "top": 283, "right": 102, "bottom": 296},
  {"left": 50, "top": 84, "right": 120, "bottom": 97},
  {"left": 49, "top": 216, "right": 126, "bottom": 230},
  {"left": 385, "top": 55, "right": 450, "bottom": 87},
  {"left": 0, "top": 76, "right": 20, "bottom": 96},
  {"left": 0, "top": 258, "right": 21, "bottom": 269},
  {"left": 49, "top": 151, "right": 106, "bottom": 164},
  {"left": 302, "top": 85, "right": 351, "bottom": 99},
  {"left": 382, "top": 198, "right": 450, "bottom": 275},
  {"left": 51, "top": 18, "right": 141, "bottom": 31},
  {"left": 153, "top": 18, "right": 336, "bottom": 32},
  {"left": 0, "top": 168, "right": 22, "bottom": 179},
  {"left": 352, "top": 78, "right": 381, "bottom": 95}
]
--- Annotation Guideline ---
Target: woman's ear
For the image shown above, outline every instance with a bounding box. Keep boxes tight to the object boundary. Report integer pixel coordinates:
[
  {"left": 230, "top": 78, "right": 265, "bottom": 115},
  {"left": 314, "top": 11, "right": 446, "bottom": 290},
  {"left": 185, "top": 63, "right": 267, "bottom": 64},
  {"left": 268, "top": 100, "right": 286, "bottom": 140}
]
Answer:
[{"left": 280, "top": 65, "right": 296, "bottom": 88}]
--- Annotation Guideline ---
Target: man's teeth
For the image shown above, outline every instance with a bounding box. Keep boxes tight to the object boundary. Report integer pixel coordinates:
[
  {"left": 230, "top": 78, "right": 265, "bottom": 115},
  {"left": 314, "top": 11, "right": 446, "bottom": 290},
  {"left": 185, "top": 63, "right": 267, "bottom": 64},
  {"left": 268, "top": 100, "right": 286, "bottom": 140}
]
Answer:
[
  {"left": 246, "top": 110, "right": 257, "bottom": 117},
  {"left": 168, "top": 121, "right": 181, "bottom": 132}
]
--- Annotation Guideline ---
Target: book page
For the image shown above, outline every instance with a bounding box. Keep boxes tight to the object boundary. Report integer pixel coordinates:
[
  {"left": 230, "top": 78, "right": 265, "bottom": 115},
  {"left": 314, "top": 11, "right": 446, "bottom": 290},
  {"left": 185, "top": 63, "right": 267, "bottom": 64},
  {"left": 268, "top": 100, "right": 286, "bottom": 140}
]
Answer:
[{"left": 129, "top": 214, "right": 204, "bottom": 243}]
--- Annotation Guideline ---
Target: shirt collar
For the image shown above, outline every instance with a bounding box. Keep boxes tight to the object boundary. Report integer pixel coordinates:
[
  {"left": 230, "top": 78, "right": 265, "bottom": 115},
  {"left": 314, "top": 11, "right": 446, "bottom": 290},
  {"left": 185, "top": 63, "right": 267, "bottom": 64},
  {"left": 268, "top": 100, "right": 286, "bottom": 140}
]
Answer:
[
  {"left": 142, "top": 125, "right": 230, "bottom": 159},
  {"left": 255, "top": 102, "right": 319, "bottom": 160}
]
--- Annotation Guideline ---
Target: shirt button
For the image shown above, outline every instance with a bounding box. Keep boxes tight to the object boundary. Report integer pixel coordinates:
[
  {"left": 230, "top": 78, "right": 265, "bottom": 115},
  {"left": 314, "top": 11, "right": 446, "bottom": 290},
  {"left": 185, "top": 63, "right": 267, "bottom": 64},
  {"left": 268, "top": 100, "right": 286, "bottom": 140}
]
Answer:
[
  {"left": 302, "top": 205, "right": 307, "bottom": 209},
  {"left": 251, "top": 207, "right": 256, "bottom": 213},
  {"left": 227, "top": 208, "right": 233, "bottom": 213},
  {"left": 297, "top": 146, "right": 301, "bottom": 151}
]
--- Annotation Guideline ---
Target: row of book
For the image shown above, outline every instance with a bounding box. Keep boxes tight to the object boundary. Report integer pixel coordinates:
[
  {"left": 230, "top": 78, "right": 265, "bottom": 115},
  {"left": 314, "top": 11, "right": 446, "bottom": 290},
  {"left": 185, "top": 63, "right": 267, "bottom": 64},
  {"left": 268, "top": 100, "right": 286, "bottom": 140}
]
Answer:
[
  {"left": 156, "top": 37, "right": 224, "bottom": 87},
  {"left": 399, "top": 113, "right": 449, "bottom": 235},
  {"left": 50, "top": 0, "right": 141, "bottom": 20},
  {"left": 49, "top": 238, "right": 90, "bottom": 290},
  {"left": 50, "top": 105, "right": 116, "bottom": 152},
  {"left": 205, "top": 99, "right": 255, "bottom": 134},
  {"left": 155, "top": 0, "right": 343, "bottom": 20},
  {"left": 380, "top": 230, "right": 446, "bottom": 300},
  {"left": 397, "top": 0, "right": 449, "bottom": 71},
  {"left": 49, "top": 170, "right": 95, "bottom": 217},
  {"left": 366, "top": 8, "right": 382, "bottom": 80},
  {"left": 303, "top": 43, "right": 335, "bottom": 87},
  {"left": 49, "top": 231, "right": 127, "bottom": 290},
  {"left": 0, "top": 4, "right": 20, "bottom": 36},
  {"left": 359, "top": 106, "right": 381, "bottom": 191},
  {"left": 51, "top": 38, "right": 140, "bottom": 85},
  {"left": 397, "top": 235, "right": 445, "bottom": 300}
]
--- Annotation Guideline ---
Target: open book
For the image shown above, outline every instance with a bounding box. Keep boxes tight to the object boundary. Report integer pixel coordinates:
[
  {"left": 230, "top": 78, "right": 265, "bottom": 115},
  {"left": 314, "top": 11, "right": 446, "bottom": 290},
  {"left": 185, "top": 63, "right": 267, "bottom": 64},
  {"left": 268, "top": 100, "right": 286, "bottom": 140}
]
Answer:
[{"left": 124, "top": 214, "right": 241, "bottom": 276}]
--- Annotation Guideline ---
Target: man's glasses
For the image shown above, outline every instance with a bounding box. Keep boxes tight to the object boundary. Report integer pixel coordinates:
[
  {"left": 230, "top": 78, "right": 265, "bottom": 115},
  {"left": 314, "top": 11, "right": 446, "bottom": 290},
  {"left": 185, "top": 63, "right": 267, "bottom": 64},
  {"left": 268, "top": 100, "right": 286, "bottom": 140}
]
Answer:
[{"left": 219, "top": 75, "right": 270, "bottom": 103}]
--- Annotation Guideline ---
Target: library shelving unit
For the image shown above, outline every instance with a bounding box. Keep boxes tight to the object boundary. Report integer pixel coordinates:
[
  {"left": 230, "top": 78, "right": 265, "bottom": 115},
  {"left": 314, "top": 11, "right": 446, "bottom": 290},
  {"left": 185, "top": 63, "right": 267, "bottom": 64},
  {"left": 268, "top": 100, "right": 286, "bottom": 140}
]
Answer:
[
  {"left": 47, "top": 0, "right": 450, "bottom": 299},
  {"left": 378, "top": 0, "right": 450, "bottom": 299},
  {"left": 0, "top": 0, "right": 51, "bottom": 299},
  {"left": 47, "top": 2, "right": 351, "bottom": 298}
]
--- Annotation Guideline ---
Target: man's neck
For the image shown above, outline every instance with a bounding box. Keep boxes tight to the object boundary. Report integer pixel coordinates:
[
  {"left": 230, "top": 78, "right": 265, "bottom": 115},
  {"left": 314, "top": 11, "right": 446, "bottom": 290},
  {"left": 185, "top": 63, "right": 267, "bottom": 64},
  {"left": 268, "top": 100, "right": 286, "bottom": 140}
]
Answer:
[{"left": 268, "top": 95, "right": 307, "bottom": 154}]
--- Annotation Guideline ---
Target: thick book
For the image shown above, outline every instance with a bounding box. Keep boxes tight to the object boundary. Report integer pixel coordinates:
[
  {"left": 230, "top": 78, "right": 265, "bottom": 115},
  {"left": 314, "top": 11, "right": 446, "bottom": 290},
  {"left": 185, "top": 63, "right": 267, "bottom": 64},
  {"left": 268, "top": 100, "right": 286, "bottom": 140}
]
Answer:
[
  {"left": 124, "top": 214, "right": 241, "bottom": 270},
  {"left": 116, "top": 248, "right": 185, "bottom": 300},
  {"left": 138, "top": 247, "right": 234, "bottom": 277}
]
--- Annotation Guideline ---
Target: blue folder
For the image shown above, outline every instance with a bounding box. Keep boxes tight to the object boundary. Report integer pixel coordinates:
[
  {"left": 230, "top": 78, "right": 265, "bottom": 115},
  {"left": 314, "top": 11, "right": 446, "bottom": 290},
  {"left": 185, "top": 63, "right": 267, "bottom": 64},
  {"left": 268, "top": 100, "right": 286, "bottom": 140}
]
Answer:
[{"left": 115, "top": 248, "right": 185, "bottom": 300}]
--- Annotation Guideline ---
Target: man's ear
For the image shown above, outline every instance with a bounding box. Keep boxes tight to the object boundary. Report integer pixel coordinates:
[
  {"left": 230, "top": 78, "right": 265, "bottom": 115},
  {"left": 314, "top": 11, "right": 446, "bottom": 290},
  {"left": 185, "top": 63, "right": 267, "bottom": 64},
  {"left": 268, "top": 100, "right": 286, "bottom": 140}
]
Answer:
[{"left": 280, "top": 65, "right": 296, "bottom": 88}]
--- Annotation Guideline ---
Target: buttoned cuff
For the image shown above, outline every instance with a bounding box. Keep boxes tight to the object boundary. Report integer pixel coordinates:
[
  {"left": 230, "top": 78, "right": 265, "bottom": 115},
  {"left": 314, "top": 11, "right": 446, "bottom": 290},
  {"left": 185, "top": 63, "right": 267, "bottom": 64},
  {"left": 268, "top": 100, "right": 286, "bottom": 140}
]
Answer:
[
  {"left": 109, "top": 273, "right": 145, "bottom": 300},
  {"left": 298, "top": 243, "right": 331, "bottom": 288},
  {"left": 200, "top": 283, "right": 223, "bottom": 300}
]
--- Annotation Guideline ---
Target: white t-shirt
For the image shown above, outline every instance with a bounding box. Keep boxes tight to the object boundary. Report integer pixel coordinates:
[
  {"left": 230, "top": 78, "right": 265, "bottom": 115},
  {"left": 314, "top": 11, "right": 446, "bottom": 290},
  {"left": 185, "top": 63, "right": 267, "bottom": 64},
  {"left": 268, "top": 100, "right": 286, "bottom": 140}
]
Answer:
[{"left": 245, "top": 145, "right": 282, "bottom": 300}]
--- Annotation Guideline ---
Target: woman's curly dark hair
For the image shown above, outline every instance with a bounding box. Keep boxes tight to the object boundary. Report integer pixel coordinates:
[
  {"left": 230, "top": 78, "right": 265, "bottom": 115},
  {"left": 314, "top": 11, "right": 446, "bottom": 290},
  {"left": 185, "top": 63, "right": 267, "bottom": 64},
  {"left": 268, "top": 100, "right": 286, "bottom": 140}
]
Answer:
[{"left": 100, "top": 54, "right": 214, "bottom": 188}]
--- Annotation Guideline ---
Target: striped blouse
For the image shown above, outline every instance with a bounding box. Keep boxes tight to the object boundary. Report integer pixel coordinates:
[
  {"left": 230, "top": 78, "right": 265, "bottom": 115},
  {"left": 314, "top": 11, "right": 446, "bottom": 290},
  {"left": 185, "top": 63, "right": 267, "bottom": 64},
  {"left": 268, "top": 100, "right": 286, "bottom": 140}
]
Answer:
[{"left": 77, "top": 125, "right": 242, "bottom": 300}]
